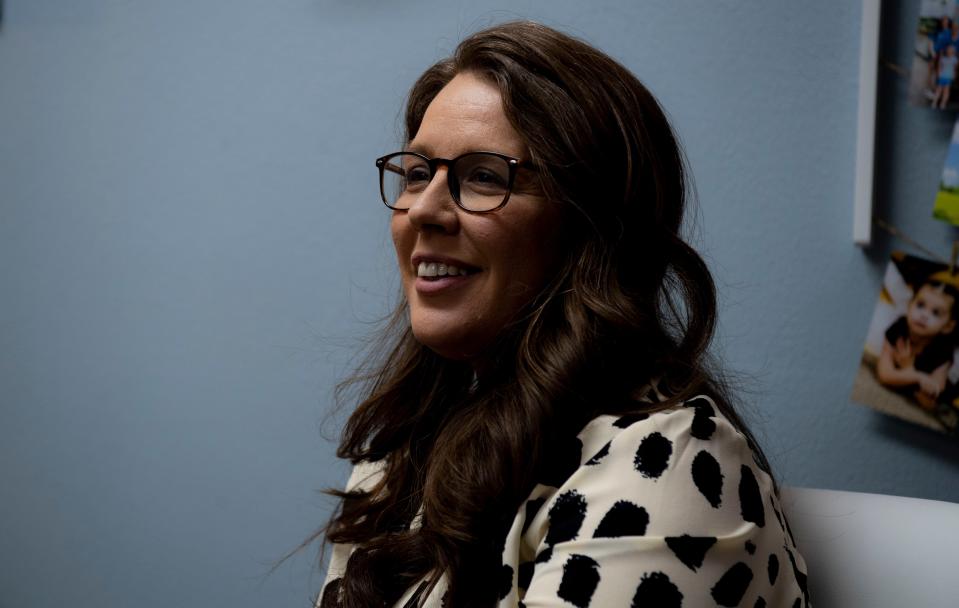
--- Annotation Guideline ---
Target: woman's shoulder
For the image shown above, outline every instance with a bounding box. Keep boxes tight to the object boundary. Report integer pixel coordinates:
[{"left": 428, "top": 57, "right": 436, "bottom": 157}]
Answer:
[
  {"left": 579, "top": 391, "right": 730, "bottom": 444},
  {"left": 595, "top": 389, "right": 753, "bottom": 442},
  {"left": 540, "top": 392, "right": 772, "bottom": 522},
  {"left": 513, "top": 393, "right": 811, "bottom": 607}
]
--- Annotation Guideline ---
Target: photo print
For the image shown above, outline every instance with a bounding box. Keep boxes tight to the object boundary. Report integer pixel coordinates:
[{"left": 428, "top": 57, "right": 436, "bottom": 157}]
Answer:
[
  {"left": 933, "top": 117, "right": 959, "bottom": 225},
  {"left": 909, "top": 0, "right": 959, "bottom": 110},
  {"left": 851, "top": 252, "right": 959, "bottom": 435}
]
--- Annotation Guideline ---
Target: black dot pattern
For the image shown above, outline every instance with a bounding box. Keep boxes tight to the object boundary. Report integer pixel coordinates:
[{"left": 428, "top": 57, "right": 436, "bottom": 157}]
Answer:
[
  {"left": 557, "top": 554, "right": 600, "bottom": 607},
  {"left": 665, "top": 535, "right": 717, "bottom": 571},
  {"left": 634, "top": 432, "right": 673, "bottom": 479},
  {"left": 711, "top": 562, "right": 754, "bottom": 606},
  {"left": 739, "top": 465, "right": 766, "bottom": 527},
  {"left": 499, "top": 564, "right": 513, "bottom": 600},
  {"left": 545, "top": 490, "right": 587, "bottom": 546},
  {"left": 323, "top": 393, "right": 810, "bottom": 607},
  {"left": 767, "top": 553, "right": 779, "bottom": 585},
  {"left": 692, "top": 449, "right": 724, "bottom": 508},
  {"left": 631, "top": 571, "right": 683, "bottom": 608},
  {"left": 593, "top": 500, "right": 649, "bottom": 538},
  {"left": 686, "top": 396, "right": 718, "bottom": 440}
]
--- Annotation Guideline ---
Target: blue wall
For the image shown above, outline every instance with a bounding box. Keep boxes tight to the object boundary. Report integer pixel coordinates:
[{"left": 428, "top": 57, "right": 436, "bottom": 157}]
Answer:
[{"left": 2, "top": 1, "right": 956, "bottom": 606}]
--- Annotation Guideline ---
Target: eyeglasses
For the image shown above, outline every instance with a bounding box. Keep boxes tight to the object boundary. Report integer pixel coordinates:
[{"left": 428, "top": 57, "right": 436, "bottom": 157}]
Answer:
[{"left": 375, "top": 151, "right": 532, "bottom": 213}]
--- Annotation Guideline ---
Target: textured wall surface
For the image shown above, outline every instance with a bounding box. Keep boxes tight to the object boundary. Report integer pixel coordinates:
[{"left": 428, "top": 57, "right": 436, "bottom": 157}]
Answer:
[{"left": 2, "top": 1, "right": 956, "bottom": 606}]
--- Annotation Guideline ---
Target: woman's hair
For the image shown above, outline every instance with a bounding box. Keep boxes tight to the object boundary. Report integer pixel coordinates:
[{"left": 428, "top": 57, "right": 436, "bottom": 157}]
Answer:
[{"left": 318, "top": 20, "right": 771, "bottom": 608}]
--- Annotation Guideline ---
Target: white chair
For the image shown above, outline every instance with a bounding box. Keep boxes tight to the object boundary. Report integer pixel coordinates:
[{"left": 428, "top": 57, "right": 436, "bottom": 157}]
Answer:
[{"left": 780, "top": 486, "right": 959, "bottom": 608}]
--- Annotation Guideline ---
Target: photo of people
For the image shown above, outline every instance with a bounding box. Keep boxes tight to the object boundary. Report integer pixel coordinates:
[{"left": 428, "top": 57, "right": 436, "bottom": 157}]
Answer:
[
  {"left": 908, "top": 0, "right": 959, "bottom": 110},
  {"left": 851, "top": 252, "right": 959, "bottom": 435},
  {"left": 933, "top": 118, "right": 959, "bottom": 225}
]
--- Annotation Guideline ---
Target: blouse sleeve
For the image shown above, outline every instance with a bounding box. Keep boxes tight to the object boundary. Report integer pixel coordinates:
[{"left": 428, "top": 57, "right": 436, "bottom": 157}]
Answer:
[
  {"left": 320, "top": 459, "right": 385, "bottom": 604},
  {"left": 519, "top": 400, "right": 810, "bottom": 608}
]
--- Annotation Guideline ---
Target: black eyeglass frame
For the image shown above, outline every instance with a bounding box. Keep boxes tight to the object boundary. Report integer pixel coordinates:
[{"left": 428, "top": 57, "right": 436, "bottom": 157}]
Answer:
[{"left": 375, "top": 151, "right": 533, "bottom": 214}]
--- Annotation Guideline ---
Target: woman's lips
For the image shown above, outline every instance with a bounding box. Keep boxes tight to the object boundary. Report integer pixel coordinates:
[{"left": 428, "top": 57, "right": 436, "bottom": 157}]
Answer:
[{"left": 414, "top": 273, "right": 476, "bottom": 294}]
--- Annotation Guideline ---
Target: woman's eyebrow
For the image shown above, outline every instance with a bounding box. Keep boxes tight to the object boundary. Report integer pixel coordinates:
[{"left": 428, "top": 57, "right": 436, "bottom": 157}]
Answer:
[{"left": 404, "top": 142, "right": 430, "bottom": 155}]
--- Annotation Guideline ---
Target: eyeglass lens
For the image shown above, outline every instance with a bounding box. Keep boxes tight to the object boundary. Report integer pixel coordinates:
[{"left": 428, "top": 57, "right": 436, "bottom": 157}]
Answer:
[{"left": 380, "top": 152, "right": 512, "bottom": 212}]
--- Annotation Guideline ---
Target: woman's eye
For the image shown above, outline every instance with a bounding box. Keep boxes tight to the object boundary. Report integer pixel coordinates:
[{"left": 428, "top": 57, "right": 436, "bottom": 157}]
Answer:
[
  {"left": 405, "top": 166, "right": 432, "bottom": 187},
  {"left": 466, "top": 168, "right": 508, "bottom": 189}
]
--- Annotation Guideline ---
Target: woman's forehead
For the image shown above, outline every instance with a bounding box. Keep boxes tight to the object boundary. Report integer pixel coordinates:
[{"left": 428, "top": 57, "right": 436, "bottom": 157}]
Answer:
[{"left": 409, "top": 73, "right": 525, "bottom": 158}]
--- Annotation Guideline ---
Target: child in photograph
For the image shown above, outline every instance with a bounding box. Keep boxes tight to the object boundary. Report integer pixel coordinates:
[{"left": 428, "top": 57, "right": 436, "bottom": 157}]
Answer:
[
  {"left": 927, "top": 17, "right": 954, "bottom": 90},
  {"left": 876, "top": 273, "right": 959, "bottom": 409},
  {"left": 934, "top": 43, "right": 959, "bottom": 109},
  {"left": 935, "top": 16, "right": 954, "bottom": 51}
]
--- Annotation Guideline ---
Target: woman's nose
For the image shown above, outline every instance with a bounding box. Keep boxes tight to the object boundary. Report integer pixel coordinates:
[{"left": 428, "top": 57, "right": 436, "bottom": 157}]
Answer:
[{"left": 406, "top": 169, "right": 459, "bottom": 233}]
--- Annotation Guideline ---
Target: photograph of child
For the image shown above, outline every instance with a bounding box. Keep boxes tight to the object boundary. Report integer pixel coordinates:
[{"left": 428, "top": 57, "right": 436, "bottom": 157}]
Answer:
[
  {"left": 909, "top": 1, "right": 959, "bottom": 110},
  {"left": 933, "top": 118, "right": 959, "bottom": 225},
  {"left": 934, "top": 44, "right": 959, "bottom": 108},
  {"left": 851, "top": 252, "right": 959, "bottom": 435}
]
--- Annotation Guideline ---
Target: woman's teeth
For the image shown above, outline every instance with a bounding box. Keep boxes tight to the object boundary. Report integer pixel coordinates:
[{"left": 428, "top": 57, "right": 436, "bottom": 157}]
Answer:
[{"left": 417, "top": 262, "right": 469, "bottom": 277}]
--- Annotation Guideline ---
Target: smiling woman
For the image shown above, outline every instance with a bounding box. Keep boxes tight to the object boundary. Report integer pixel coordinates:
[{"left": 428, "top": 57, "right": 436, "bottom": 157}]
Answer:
[
  {"left": 389, "top": 72, "right": 566, "bottom": 361},
  {"left": 314, "top": 21, "right": 809, "bottom": 608}
]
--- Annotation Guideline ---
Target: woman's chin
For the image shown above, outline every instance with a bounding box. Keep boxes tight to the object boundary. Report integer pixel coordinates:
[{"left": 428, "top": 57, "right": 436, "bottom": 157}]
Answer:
[{"left": 411, "top": 324, "right": 489, "bottom": 363}]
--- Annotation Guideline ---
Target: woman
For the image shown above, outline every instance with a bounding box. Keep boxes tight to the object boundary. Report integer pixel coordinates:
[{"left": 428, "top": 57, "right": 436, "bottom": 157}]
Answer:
[{"left": 318, "top": 21, "right": 809, "bottom": 608}]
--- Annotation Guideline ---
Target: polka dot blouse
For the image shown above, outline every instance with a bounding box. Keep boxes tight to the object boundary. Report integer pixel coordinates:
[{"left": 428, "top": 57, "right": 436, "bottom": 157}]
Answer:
[{"left": 322, "top": 392, "right": 810, "bottom": 607}]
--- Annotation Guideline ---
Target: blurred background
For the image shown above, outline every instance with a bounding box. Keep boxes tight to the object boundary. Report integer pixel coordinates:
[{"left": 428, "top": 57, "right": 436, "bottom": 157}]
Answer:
[{"left": 2, "top": 0, "right": 956, "bottom": 606}]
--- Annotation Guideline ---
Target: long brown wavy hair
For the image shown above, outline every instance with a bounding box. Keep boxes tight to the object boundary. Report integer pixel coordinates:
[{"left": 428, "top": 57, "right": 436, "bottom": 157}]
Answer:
[{"left": 316, "top": 20, "right": 772, "bottom": 608}]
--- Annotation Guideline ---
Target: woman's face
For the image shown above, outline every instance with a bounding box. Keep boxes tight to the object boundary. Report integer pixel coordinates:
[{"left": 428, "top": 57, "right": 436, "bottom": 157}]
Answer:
[{"left": 390, "top": 72, "right": 566, "bottom": 362}]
